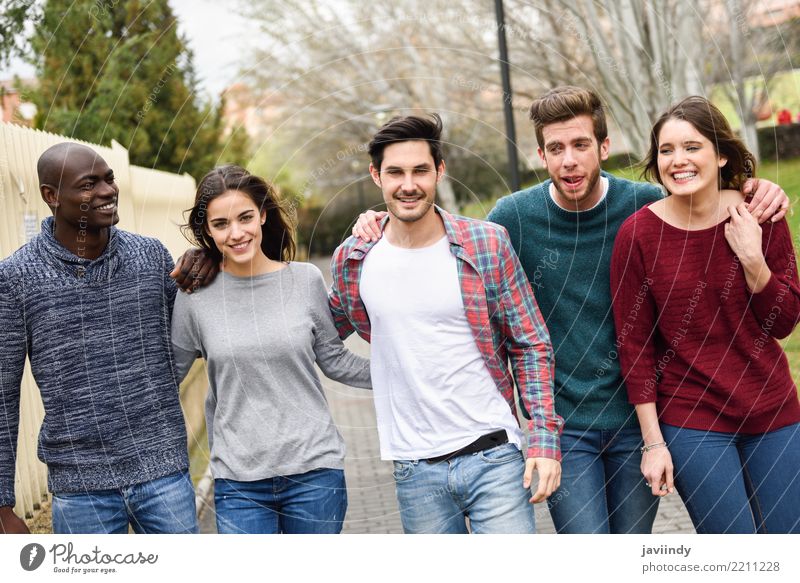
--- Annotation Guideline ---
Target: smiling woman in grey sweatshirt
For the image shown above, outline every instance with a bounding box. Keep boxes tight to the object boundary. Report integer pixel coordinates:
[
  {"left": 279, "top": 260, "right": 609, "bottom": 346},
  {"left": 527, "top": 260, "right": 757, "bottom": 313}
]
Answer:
[
  {"left": 172, "top": 263, "right": 371, "bottom": 480},
  {"left": 171, "top": 165, "right": 370, "bottom": 534}
]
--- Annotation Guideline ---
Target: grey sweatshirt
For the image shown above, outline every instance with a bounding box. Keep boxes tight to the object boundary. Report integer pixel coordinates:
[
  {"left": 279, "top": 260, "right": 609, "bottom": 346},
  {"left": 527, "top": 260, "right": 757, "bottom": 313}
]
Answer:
[{"left": 171, "top": 262, "right": 371, "bottom": 481}]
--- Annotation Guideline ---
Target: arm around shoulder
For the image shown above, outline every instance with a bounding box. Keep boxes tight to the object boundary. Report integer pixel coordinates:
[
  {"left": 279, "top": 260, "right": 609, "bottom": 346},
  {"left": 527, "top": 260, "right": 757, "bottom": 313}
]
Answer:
[{"left": 309, "top": 266, "right": 371, "bottom": 389}]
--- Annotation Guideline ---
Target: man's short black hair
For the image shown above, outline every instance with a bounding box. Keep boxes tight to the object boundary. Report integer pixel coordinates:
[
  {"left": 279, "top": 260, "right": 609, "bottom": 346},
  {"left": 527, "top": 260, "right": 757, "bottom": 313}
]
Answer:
[{"left": 368, "top": 114, "right": 444, "bottom": 171}]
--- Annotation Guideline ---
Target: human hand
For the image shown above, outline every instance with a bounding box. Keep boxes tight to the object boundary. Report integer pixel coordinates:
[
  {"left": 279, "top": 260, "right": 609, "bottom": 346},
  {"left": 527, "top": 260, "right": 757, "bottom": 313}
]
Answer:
[
  {"left": 726, "top": 203, "right": 772, "bottom": 293},
  {"left": 0, "top": 507, "right": 30, "bottom": 534},
  {"left": 352, "top": 210, "right": 388, "bottom": 242},
  {"left": 744, "top": 178, "right": 790, "bottom": 224},
  {"left": 524, "top": 457, "right": 561, "bottom": 503},
  {"left": 641, "top": 447, "right": 674, "bottom": 497},
  {"left": 170, "top": 248, "right": 219, "bottom": 293},
  {"left": 725, "top": 203, "right": 765, "bottom": 266}
]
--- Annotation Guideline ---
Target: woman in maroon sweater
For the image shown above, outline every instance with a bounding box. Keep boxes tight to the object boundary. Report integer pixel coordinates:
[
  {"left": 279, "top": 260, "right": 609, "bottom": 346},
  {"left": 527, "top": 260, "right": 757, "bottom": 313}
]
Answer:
[{"left": 611, "top": 96, "right": 800, "bottom": 533}]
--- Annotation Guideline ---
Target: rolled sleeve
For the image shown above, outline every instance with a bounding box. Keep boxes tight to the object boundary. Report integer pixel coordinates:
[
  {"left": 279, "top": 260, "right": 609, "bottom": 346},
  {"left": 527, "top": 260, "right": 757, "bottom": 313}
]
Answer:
[{"left": 496, "top": 230, "right": 562, "bottom": 461}]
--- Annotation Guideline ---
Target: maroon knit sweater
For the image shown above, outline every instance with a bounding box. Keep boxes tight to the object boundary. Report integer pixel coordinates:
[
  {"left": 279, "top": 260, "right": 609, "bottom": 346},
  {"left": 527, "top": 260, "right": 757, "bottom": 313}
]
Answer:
[{"left": 611, "top": 206, "right": 800, "bottom": 433}]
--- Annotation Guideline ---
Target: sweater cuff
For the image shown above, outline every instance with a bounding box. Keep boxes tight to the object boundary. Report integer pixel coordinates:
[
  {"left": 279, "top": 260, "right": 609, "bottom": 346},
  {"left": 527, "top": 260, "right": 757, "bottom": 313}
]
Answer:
[
  {"left": 628, "top": 394, "right": 658, "bottom": 404},
  {"left": 0, "top": 483, "right": 15, "bottom": 509},
  {"left": 750, "top": 272, "right": 783, "bottom": 313},
  {"left": 627, "top": 377, "right": 659, "bottom": 404}
]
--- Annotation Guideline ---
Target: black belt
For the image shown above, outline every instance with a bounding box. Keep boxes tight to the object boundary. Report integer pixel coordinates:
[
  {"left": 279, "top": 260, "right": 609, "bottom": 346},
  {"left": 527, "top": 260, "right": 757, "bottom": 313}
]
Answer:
[{"left": 423, "top": 430, "right": 508, "bottom": 463}]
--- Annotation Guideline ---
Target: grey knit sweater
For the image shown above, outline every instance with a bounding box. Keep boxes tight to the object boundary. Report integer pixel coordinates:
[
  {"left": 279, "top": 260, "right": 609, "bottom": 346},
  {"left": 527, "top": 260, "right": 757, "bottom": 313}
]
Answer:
[
  {"left": 0, "top": 217, "right": 189, "bottom": 507},
  {"left": 171, "top": 262, "right": 371, "bottom": 481}
]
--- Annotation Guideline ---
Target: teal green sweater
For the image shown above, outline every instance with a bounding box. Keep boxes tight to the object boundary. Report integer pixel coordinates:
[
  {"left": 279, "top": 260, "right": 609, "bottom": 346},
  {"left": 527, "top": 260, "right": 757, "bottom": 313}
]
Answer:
[{"left": 488, "top": 173, "right": 662, "bottom": 430}]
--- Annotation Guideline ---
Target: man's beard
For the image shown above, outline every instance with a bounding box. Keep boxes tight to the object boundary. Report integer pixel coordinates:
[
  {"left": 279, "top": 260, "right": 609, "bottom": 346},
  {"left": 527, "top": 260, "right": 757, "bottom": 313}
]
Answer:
[{"left": 552, "top": 166, "right": 601, "bottom": 208}]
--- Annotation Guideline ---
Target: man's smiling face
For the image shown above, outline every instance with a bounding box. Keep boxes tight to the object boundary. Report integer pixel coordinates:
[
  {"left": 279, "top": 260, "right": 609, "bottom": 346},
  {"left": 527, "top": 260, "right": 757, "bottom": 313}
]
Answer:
[
  {"left": 370, "top": 140, "right": 444, "bottom": 223},
  {"left": 538, "top": 114, "right": 609, "bottom": 211}
]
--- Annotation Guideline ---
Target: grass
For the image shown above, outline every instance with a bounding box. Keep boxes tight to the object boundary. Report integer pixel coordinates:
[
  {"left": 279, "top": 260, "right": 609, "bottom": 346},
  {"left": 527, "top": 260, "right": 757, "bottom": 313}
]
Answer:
[
  {"left": 750, "top": 157, "right": 800, "bottom": 382},
  {"left": 466, "top": 156, "right": 800, "bottom": 383},
  {"left": 711, "top": 69, "right": 800, "bottom": 130}
]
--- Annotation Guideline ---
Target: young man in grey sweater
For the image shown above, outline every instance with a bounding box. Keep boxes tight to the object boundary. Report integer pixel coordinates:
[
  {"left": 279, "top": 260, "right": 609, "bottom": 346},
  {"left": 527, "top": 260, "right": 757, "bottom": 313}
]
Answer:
[{"left": 0, "top": 143, "right": 197, "bottom": 534}]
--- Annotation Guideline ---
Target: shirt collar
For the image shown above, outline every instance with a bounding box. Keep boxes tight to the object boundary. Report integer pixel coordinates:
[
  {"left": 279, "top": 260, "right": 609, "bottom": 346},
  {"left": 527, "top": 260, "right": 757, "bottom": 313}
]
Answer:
[
  {"left": 39, "top": 216, "right": 119, "bottom": 264},
  {"left": 347, "top": 205, "right": 463, "bottom": 260}
]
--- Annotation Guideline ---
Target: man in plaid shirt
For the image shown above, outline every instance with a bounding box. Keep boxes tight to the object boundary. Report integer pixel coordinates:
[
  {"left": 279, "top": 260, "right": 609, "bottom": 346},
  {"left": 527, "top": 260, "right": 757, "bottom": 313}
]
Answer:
[{"left": 329, "top": 114, "right": 562, "bottom": 533}]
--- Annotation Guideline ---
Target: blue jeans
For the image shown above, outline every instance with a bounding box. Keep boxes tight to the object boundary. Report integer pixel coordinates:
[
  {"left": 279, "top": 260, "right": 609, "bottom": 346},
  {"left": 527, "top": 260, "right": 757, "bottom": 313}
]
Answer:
[
  {"left": 214, "top": 468, "right": 347, "bottom": 534},
  {"left": 662, "top": 422, "right": 800, "bottom": 534},
  {"left": 392, "top": 443, "right": 535, "bottom": 534},
  {"left": 548, "top": 427, "right": 658, "bottom": 533},
  {"left": 51, "top": 471, "right": 198, "bottom": 534}
]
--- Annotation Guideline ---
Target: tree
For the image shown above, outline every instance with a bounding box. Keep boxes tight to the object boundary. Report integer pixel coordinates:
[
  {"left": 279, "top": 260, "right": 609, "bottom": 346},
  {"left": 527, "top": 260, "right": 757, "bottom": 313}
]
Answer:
[
  {"left": 501, "top": 0, "right": 707, "bottom": 155},
  {"left": 505, "top": 0, "right": 798, "bottom": 162},
  {"left": 0, "top": 0, "right": 42, "bottom": 69},
  {"left": 239, "top": 0, "right": 796, "bottom": 213},
  {"left": 241, "top": 0, "right": 531, "bottom": 211},
  {"left": 29, "top": 0, "right": 246, "bottom": 178},
  {"left": 239, "top": 0, "right": 724, "bottom": 206},
  {"left": 704, "top": 0, "right": 794, "bottom": 162}
]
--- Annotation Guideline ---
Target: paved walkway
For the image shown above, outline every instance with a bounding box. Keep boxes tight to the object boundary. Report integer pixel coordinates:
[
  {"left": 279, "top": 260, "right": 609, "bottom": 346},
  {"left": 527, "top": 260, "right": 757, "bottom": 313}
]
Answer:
[{"left": 198, "top": 259, "right": 695, "bottom": 534}]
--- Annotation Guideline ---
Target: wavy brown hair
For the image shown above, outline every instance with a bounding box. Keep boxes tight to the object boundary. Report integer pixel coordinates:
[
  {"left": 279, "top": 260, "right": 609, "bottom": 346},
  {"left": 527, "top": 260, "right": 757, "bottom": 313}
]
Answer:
[
  {"left": 529, "top": 86, "right": 608, "bottom": 149},
  {"left": 183, "top": 165, "right": 296, "bottom": 264},
  {"left": 642, "top": 96, "right": 755, "bottom": 191}
]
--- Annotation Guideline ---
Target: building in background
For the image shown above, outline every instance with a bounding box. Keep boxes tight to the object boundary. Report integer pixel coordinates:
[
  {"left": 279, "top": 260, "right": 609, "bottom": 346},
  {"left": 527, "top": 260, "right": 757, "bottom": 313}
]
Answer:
[
  {"left": 220, "top": 82, "right": 286, "bottom": 141},
  {"left": 0, "top": 79, "right": 37, "bottom": 126},
  {"left": 750, "top": 0, "right": 800, "bottom": 27}
]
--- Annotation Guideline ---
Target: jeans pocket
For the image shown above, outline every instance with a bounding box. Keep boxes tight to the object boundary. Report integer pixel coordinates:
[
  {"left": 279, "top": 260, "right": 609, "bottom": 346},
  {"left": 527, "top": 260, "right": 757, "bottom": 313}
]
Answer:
[
  {"left": 477, "top": 443, "right": 522, "bottom": 464},
  {"left": 392, "top": 461, "right": 416, "bottom": 482}
]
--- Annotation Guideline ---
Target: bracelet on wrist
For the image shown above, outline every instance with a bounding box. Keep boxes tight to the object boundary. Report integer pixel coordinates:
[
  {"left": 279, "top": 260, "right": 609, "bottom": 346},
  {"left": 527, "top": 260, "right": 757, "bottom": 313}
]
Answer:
[{"left": 640, "top": 441, "right": 667, "bottom": 454}]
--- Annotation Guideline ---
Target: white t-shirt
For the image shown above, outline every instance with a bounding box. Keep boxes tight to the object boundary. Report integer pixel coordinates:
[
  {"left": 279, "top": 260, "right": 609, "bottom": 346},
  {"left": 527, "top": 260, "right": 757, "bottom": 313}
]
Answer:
[{"left": 359, "top": 235, "right": 523, "bottom": 460}]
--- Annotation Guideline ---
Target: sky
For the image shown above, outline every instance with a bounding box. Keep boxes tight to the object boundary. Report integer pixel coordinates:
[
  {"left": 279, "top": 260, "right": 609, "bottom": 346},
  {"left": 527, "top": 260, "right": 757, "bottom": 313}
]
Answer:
[
  {"left": 169, "top": 0, "right": 258, "bottom": 97},
  {"left": 3, "top": 0, "right": 257, "bottom": 99}
]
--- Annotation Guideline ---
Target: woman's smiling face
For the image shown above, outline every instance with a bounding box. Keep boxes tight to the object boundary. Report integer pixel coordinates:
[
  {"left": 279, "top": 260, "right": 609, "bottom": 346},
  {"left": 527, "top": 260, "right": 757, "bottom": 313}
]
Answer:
[
  {"left": 206, "top": 189, "right": 266, "bottom": 266},
  {"left": 657, "top": 118, "right": 727, "bottom": 199}
]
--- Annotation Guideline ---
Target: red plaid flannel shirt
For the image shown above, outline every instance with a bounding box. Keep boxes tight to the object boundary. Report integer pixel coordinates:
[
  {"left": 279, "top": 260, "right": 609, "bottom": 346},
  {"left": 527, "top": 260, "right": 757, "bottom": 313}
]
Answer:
[{"left": 329, "top": 208, "right": 563, "bottom": 460}]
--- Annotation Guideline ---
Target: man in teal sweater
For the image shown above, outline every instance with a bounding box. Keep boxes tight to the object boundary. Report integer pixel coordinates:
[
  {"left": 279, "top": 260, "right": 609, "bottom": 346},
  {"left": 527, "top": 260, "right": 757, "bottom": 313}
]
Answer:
[
  {"left": 353, "top": 87, "right": 789, "bottom": 533},
  {"left": 487, "top": 88, "right": 663, "bottom": 533}
]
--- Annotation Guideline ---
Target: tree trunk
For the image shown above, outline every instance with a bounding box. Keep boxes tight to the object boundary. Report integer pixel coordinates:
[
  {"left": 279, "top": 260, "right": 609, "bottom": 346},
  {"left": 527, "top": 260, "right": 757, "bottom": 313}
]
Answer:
[
  {"left": 437, "top": 176, "right": 458, "bottom": 213},
  {"left": 741, "top": 116, "right": 761, "bottom": 164}
]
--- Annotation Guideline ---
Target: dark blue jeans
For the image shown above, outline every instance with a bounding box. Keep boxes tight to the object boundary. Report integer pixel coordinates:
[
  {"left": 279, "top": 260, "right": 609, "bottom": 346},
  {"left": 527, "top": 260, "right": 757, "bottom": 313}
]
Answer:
[
  {"left": 214, "top": 468, "right": 347, "bottom": 534},
  {"left": 547, "top": 427, "right": 659, "bottom": 533},
  {"left": 662, "top": 422, "right": 800, "bottom": 533},
  {"left": 51, "top": 470, "right": 198, "bottom": 534}
]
